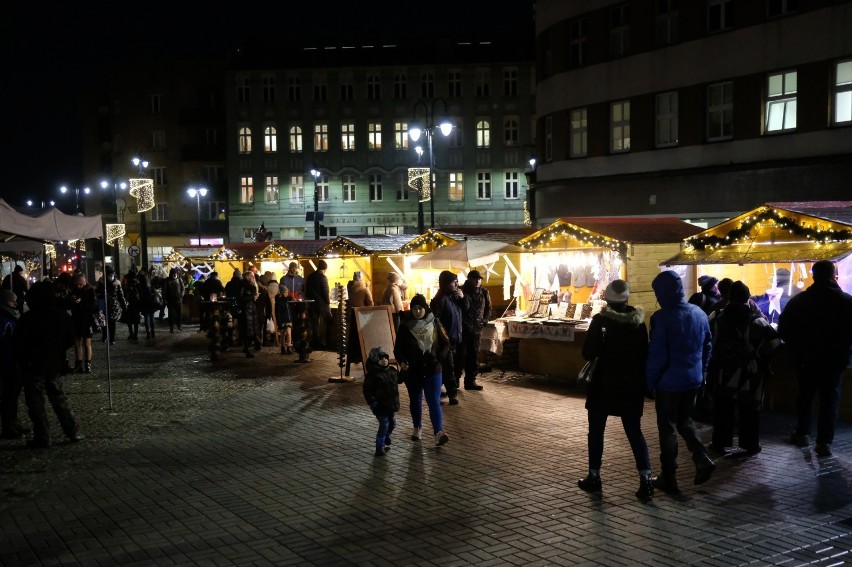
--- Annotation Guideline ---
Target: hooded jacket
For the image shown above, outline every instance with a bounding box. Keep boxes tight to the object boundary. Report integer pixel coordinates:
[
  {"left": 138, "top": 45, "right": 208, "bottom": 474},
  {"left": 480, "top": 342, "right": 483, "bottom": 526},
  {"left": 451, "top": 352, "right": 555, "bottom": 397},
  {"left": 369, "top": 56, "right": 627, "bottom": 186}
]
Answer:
[
  {"left": 779, "top": 279, "right": 852, "bottom": 369},
  {"left": 582, "top": 305, "right": 648, "bottom": 417},
  {"left": 647, "top": 271, "right": 712, "bottom": 393},
  {"left": 362, "top": 347, "right": 400, "bottom": 414}
]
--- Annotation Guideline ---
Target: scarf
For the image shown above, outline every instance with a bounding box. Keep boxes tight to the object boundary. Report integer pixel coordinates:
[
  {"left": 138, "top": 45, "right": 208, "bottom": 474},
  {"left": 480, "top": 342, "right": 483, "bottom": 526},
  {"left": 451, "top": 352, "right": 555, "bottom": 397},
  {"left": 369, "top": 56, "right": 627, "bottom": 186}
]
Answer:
[{"left": 409, "top": 312, "right": 435, "bottom": 354}]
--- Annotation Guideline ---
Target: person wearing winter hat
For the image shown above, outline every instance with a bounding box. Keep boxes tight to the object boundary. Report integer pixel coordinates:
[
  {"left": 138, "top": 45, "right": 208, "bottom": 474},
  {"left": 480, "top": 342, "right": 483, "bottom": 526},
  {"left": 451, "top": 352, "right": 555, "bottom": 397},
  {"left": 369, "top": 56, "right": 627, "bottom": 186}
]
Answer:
[
  {"left": 2, "top": 264, "right": 28, "bottom": 312},
  {"left": 363, "top": 347, "right": 400, "bottom": 456},
  {"left": 282, "top": 262, "right": 304, "bottom": 299},
  {"left": 708, "top": 281, "right": 781, "bottom": 457},
  {"left": 381, "top": 272, "right": 405, "bottom": 332},
  {"left": 459, "top": 270, "right": 491, "bottom": 391},
  {"left": 578, "top": 279, "right": 655, "bottom": 501},
  {"left": 0, "top": 289, "right": 27, "bottom": 439},
  {"left": 647, "top": 271, "right": 715, "bottom": 494},
  {"left": 430, "top": 271, "right": 465, "bottom": 404},
  {"left": 394, "top": 294, "right": 451, "bottom": 446},
  {"left": 304, "top": 260, "right": 331, "bottom": 348},
  {"left": 688, "top": 275, "right": 721, "bottom": 315}
]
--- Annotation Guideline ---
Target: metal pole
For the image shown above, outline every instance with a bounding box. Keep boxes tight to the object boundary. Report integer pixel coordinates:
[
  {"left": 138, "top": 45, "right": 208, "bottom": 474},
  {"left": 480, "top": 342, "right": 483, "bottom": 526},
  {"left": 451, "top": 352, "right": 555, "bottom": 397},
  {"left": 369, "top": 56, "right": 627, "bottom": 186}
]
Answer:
[
  {"left": 112, "top": 183, "right": 121, "bottom": 277},
  {"left": 140, "top": 211, "right": 148, "bottom": 271},
  {"left": 313, "top": 176, "right": 320, "bottom": 240},
  {"left": 428, "top": 129, "right": 435, "bottom": 229},
  {"left": 196, "top": 193, "right": 202, "bottom": 245}
]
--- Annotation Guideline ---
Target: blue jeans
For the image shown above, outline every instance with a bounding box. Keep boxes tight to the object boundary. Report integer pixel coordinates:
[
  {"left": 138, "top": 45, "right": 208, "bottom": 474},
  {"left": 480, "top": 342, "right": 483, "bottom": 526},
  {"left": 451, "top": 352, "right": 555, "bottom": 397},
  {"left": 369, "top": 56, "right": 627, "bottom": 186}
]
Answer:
[
  {"left": 405, "top": 369, "right": 444, "bottom": 434},
  {"left": 374, "top": 413, "right": 396, "bottom": 449},
  {"left": 655, "top": 388, "right": 708, "bottom": 476},
  {"left": 587, "top": 409, "right": 651, "bottom": 473}
]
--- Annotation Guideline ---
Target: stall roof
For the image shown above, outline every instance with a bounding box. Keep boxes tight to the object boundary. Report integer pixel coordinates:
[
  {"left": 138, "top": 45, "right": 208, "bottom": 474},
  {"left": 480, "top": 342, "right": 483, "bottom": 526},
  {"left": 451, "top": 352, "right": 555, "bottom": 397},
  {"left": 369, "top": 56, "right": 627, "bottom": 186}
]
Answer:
[
  {"left": 663, "top": 204, "right": 852, "bottom": 265},
  {"left": 767, "top": 201, "right": 852, "bottom": 225},
  {"left": 170, "top": 245, "right": 223, "bottom": 260},
  {"left": 276, "top": 239, "right": 328, "bottom": 257},
  {"left": 558, "top": 217, "right": 701, "bottom": 244}
]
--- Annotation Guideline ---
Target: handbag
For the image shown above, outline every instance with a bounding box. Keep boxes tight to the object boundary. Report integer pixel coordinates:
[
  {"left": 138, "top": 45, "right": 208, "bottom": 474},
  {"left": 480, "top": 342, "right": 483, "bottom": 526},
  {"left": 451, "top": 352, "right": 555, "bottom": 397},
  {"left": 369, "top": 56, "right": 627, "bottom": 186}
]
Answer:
[
  {"left": 577, "top": 358, "right": 598, "bottom": 386},
  {"left": 91, "top": 311, "right": 106, "bottom": 332},
  {"left": 265, "top": 317, "right": 275, "bottom": 333}
]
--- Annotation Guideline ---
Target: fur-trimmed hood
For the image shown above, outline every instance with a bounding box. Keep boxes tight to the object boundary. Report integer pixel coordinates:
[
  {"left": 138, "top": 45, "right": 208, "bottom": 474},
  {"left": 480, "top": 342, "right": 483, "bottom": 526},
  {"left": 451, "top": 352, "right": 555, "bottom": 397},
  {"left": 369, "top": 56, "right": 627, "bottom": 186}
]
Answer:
[{"left": 599, "top": 305, "right": 645, "bottom": 327}]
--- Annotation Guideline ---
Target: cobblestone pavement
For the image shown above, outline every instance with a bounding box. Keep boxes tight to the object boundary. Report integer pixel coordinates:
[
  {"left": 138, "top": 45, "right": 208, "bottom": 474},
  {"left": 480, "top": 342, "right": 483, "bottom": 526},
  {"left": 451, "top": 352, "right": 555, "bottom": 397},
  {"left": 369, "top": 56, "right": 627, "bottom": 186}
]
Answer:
[{"left": 1, "top": 324, "right": 852, "bottom": 566}]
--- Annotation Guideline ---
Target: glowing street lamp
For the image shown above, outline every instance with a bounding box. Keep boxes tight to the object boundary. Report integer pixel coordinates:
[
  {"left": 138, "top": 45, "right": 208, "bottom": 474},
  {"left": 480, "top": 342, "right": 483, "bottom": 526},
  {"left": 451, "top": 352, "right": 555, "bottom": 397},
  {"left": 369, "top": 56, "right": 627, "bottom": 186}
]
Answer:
[{"left": 186, "top": 186, "right": 209, "bottom": 245}]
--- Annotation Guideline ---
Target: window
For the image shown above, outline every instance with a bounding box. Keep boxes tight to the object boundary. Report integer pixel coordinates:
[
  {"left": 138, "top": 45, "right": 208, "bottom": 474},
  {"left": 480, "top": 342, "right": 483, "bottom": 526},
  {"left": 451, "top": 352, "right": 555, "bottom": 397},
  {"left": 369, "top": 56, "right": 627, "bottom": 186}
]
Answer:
[
  {"left": 265, "top": 176, "right": 279, "bottom": 203},
  {"left": 314, "top": 123, "right": 328, "bottom": 152},
  {"left": 569, "top": 18, "right": 587, "bottom": 67},
  {"left": 545, "top": 116, "right": 553, "bottom": 162},
  {"left": 288, "top": 76, "right": 301, "bottom": 102},
  {"left": 707, "top": 81, "right": 734, "bottom": 140},
  {"left": 290, "top": 175, "right": 304, "bottom": 204},
  {"left": 449, "top": 172, "right": 464, "bottom": 201},
  {"left": 340, "top": 78, "right": 354, "bottom": 101},
  {"left": 475, "top": 69, "right": 490, "bottom": 97},
  {"left": 369, "top": 174, "right": 383, "bottom": 201},
  {"left": 237, "top": 77, "right": 250, "bottom": 104},
  {"left": 655, "top": 0, "right": 679, "bottom": 46},
  {"left": 396, "top": 172, "right": 410, "bottom": 201},
  {"left": 394, "top": 122, "right": 409, "bottom": 150},
  {"left": 239, "top": 127, "right": 252, "bottom": 154},
  {"left": 289, "top": 126, "right": 303, "bottom": 153},
  {"left": 708, "top": 0, "right": 733, "bottom": 32},
  {"left": 341, "top": 122, "right": 355, "bottom": 151},
  {"left": 656, "top": 92, "right": 679, "bottom": 146},
  {"left": 611, "top": 101, "right": 631, "bottom": 152},
  {"left": 313, "top": 75, "right": 327, "bottom": 102},
  {"left": 449, "top": 125, "right": 463, "bottom": 148},
  {"left": 476, "top": 120, "right": 491, "bottom": 148},
  {"left": 149, "top": 94, "right": 162, "bottom": 114},
  {"left": 243, "top": 228, "right": 256, "bottom": 240},
  {"left": 202, "top": 165, "right": 224, "bottom": 184},
  {"left": 476, "top": 171, "right": 492, "bottom": 200},
  {"left": 503, "top": 68, "right": 518, "bottom": 96},
  {"left": 504, "top": 118, "right": 519, "bottom": 147},
  {"left": 835, "top": 60, "right": 852, "bottom": 124},
  {"left": 766, "top": 71, "right": 797, "bottom": 132},
  {"left": 262, "top": 76, "right": 275, "bottom": 103},
  {"left": 421, "top": 72, "right": 434, "bottom": 98},
  {"left": 263, "top": 125, "right": 277, "bottom": 153},
  {"left": 768, "top": 0, "right": 797, "bottom": 18},
  {"left": 240, "top": 176, "right": 254, "bottom": 203},
  {"left": 609, "top": 4, "right": 630, "bottom": 57},
  {"left": 342, "top": 175, "right": 356, "bottom": 202},
  {"left": 367, "top": 75, "right": 381, "bottom": 100},
  {"left": 152, "top": 130, "right": 166, "bottom": 150},
  {"left": 504, "top": 171, "right": 519, "bottom": 199},
  {"left": 317, "top": 175, "right": 329, "bottom": 203},
  {"left": 205, "top": 128, "right": 219, "bottom": 145},
  {"left": 204, "top": 201, "right": 225, "bottom": 221},
  {"left": 151, "top": 167, "right": 167, "bottom": 186},
  {"left": 570, "top": 109, "right": 588, "bottom": 158},
  {"left": 448, "top": 70, "right": 462, "bottom": 97},
  {"left": 368, "top": 122, "right": 382, "bottom": 150},
  {"left": 394, "top": 73, "right": 407, "bottom": 99},
  {"left": 150, "top": 203, "right": 168, "bottom": 221}
]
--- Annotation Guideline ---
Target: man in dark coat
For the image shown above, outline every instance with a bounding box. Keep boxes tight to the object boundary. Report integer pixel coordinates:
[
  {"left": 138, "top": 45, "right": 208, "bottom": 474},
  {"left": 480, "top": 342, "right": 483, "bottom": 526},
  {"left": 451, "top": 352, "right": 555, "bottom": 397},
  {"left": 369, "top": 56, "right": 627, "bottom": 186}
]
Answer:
[
  {"left": 304, "top": 260, "right": 331, "bottom": 348},
  {"left": 430, "top": 270, "right": 464, "bottom": 405},
  {"left": 459, "top": 270, "right": 491, "bottom": 391},
  {"left": 779, "top": 260, "right": 852, "bottom": 457},
  {"left": 2, "top": 265, "right": 28, "bottom": 312}
]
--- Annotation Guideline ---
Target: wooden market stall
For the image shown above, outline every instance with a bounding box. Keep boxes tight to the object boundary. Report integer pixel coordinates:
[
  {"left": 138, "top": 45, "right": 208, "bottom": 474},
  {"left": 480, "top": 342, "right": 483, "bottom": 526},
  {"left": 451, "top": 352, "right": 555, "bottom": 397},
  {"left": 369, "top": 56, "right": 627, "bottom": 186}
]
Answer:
[
  {"left": 507, "top": 217, "right": 702, "bottom": 380},
  {"left": 661, "top": 201, "right": 852, "bottom": 417},
  {"left": 212, "top": 241, "right": 296, "bottom": 280}
]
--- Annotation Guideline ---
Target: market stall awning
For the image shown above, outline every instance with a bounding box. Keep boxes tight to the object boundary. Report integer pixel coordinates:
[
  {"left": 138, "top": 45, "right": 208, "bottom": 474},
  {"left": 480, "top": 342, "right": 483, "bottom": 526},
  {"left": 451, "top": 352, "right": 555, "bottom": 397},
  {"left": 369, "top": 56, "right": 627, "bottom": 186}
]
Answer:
[
  {"left": 410, "top": 239, "right": 526, "bottom": 269},
  {"left": 170, "top": 245, "right": 225, "bottom": 261},
  {"left": 663, "top": 204, "right": 852, "bottom": 266}
]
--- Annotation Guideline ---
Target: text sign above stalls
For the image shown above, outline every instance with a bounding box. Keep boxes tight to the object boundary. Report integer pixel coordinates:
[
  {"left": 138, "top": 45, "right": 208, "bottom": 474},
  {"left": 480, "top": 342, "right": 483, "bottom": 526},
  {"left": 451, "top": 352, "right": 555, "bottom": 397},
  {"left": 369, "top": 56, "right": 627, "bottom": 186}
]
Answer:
[{"left": 506, "top": 320, "right": 576, "bottom": 342}]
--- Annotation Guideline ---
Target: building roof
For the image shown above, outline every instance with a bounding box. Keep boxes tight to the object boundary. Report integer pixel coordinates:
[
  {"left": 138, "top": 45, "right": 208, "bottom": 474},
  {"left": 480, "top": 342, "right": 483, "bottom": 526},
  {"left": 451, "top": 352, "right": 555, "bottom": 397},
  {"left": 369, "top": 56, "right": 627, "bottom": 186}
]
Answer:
[{"left": 558, "top": 217, "right": 702, "bottom": 244}]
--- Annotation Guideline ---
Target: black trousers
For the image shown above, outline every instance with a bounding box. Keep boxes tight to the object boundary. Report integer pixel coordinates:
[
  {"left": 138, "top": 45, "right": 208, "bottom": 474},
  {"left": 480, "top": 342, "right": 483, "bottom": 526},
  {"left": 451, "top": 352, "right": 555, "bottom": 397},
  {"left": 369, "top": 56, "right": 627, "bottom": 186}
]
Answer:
[
  {"left": 457, "top": 329, "right": 481, "bottom": 386},
  {"left": 794, "top": 362, "right": 845, "bottom": 445}
]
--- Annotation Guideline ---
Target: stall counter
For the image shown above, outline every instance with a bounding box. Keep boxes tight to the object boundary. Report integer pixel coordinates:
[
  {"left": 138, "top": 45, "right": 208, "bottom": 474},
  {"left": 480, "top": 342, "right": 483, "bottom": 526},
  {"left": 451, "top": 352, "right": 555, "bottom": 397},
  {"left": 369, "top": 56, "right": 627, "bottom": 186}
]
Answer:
[{"left": 491, "top": 317, "right": 590, "bottom": 380}]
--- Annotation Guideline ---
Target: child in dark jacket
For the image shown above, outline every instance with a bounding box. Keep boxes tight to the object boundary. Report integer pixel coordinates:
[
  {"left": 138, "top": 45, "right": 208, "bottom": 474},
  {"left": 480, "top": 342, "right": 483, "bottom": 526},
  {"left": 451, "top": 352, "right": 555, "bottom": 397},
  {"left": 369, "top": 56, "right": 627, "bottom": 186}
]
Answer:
[{"left": 363, "top": 347, "right": 400, "bottom": 457}]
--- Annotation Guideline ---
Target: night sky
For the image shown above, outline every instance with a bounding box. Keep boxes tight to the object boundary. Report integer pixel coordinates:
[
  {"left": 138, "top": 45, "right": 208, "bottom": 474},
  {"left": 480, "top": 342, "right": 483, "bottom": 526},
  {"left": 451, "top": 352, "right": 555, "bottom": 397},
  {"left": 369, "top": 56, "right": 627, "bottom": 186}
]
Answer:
[{"left": 0, "top": 1, "right": 534, "bottom": 209}]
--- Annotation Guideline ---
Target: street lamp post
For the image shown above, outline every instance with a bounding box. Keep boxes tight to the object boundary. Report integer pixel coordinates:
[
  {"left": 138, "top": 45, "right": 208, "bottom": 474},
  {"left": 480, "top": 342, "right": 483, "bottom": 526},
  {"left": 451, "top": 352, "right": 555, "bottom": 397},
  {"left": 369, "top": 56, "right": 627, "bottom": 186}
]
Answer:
[
  {"left": 59, "top": 185, "right": 91, "bottom": 270},
  {"left": 131, "top": 156, "right": 151, "bottom": 271},
  {"left": 409, "top": 98, "right": 453, "bottom": 232},
  {"left": 100, "top": 179, "right": 127, "bottom": 276},
  {"left": 310, "top": 169, "right": 321, "bottom": 240},
  {"left": 186, "top": 186, "right": 208, "bottom": 245}
]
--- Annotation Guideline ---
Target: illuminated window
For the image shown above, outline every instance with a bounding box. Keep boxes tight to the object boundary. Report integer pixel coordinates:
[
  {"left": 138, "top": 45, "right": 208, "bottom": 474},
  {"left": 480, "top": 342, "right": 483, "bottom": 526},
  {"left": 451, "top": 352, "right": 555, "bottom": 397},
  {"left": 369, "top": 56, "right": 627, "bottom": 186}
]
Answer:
[
  {"left": 476, "top": 171, "right": 491, "bottom": 200},
  {"left": 835, "top": 60, "right": 852, "bottom": 124},
  {"left": 394, "top": 122, "right": 409, "bottom": 150},
  {"left": 263, "top": 125, "right": 277, "bottom": 153},
  {"left": 656, "top": 92, "right": 679, "bottom": 146},
  {"left": 765, "top": 71, "right": 797, "bottom": 132},
  {"left": 610, "top": 101, "right": 631, "bottom": 152},
  {"left": 476, "top": 120, "right": 490, "bottom": 148},
  {"left": 368, "top": 122, "right": 382, "bottom": 150},
  {"left": 314, "top": 123, "right": 328, "bottom": 152},
  {"left": 240, "top": 176, "right": 254, "bottom": 204},
  {"left": 341, "top": 122, "right": 355, "bottom": 151},
  {"left": 290, "top": 175, "right": 304, "bottom": 204},
  {"left": 570, "top": 109, "right": 587, "bottom": 158},
  {"left": 239, "top": 127, "right": 252, "bottom": 154},
  {"left": 707, "top": 81, "right": 733, "bottom": 140},
  {"left": 265, "top": 176, "right": 279, "bottom": 203},
  {"left": 289, "top": 126, "right": 303, "bottom": 153},
  {"left": 317, "top": 175, "right": 329, "bottom": 203},
  {"left": 449, "top": 172, "right": 464, "bottom": 201}
]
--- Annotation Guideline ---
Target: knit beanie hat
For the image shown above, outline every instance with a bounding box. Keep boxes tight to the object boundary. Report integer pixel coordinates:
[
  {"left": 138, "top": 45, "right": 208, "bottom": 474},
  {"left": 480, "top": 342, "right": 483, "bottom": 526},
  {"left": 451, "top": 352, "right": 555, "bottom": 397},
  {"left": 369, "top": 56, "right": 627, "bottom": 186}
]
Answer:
[
  {"left": 604, "top": 279, "right": 630, "bottom": 304},
  {"left": 438, "top": 270, "right": 457, "bottom": 288},
  {"left": 729, "top": 281, "right": 751, "bottom": 304},
  {"left": 409, "top": 294, "right": 428, "bottom": 310},
  {"left": 700, "top": 276, "right": 719, "bottom": 293},
  {"left": 387, "top": 272, "right": 399, "bottom": 283},
  {"left": 0, "top": 289, "right": 16, "bottom": 306}
]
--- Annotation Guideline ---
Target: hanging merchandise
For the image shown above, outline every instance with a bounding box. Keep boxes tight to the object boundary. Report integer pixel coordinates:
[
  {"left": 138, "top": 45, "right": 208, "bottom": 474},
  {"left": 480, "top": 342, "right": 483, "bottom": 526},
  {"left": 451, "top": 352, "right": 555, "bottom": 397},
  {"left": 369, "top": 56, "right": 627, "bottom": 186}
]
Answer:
[{"left": 503, "top": 266, "right": 511, "bottom": 301}]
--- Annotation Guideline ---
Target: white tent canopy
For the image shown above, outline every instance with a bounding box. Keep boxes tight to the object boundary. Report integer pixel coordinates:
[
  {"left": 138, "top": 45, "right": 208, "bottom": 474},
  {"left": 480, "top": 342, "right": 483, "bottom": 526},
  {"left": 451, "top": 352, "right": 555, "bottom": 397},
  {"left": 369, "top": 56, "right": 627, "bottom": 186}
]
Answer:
[
  {"left": 411, "top": 239, "right": 525, "bottom": 270},
  {"left": 0, "top": 198, "right": 103, "bottom": 240}
]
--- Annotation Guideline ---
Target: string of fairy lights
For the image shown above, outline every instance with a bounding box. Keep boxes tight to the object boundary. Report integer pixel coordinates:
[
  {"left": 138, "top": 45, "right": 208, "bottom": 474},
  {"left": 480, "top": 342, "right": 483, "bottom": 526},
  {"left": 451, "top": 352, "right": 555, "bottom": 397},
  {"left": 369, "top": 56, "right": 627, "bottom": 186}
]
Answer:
[
  {"left": 518, "top": 221, "right": 628, "bottom": 261},
  {"left": 398, "top": 230, "right": 451, "bottom": 255},
  {"left": 686, "top": 207, "right": 852, "bottom": 250}
]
